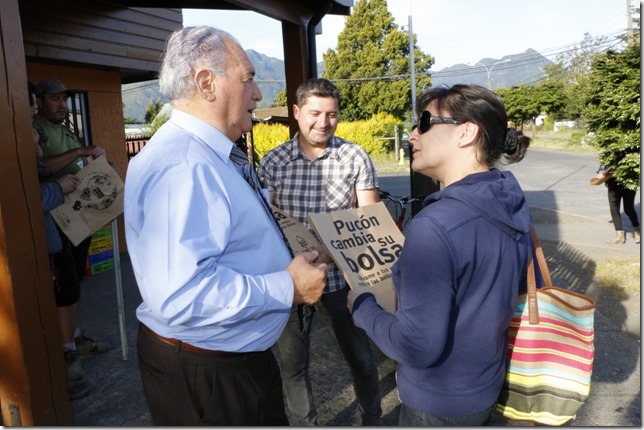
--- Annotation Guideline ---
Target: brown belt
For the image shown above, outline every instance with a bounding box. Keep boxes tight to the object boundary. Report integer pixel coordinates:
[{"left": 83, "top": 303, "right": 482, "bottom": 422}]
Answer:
[{"left": 142, "top": 324, "right": 238, "bottom": 357}]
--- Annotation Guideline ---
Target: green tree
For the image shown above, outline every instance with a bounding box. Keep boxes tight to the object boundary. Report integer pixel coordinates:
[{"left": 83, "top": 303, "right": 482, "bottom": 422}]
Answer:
[
  {"left": 496, "top": 85, "right": 541, "bottom": 128},
  {"left": 533, "top": 80, "right": 567, "bottom": 121},
  {"left": 273, "top": 88, "right": 287, "bottom": 107},
  {"left": 322, "top": 0, "right": 433, "bottom": 121},
  {"left": 144, "top": 97, "right": 164, "bottom": 124},
  {"left": 583, "top": 42, "right": 640, "bottom": 190},
  {"left": 541, "top": 33, "right": 610, "bottom": 119}
]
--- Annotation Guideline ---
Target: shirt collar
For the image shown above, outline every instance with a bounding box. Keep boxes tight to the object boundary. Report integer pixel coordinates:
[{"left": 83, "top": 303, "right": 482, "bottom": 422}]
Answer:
[
  {"left": 288, "top": 132, "right": 342, "bottom": 162},
  {"left": 169, "top": 108, "right": 236, "bottom": 164}
]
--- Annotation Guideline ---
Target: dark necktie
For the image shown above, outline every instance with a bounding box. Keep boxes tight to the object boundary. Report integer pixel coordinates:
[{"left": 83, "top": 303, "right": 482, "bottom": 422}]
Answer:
[
  {"left": 229, "top": 144, "right": 293, "bottom": 257},
  {"left": 229, "top": 144, "right": 311, "bottom": 333}
]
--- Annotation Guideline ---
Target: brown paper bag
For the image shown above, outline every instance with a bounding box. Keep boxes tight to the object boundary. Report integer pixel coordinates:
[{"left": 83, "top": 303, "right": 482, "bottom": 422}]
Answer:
[
  {"left": 50, "top": 156, "right": 124, "bottom": 246},
  {"left": 308, "top": 202, "right": 404, "bottom": 313}
]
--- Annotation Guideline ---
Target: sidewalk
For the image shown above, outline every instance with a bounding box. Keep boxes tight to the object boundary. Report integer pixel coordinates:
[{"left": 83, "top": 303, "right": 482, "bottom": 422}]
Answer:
[{"left": 70, "top": 174, "right": 640, "bottom": 426}]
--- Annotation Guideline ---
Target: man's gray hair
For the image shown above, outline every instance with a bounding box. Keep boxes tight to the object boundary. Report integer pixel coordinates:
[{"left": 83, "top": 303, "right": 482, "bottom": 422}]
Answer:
[{"left": 159, "top": 26, "right": 237, "bottom": 102}]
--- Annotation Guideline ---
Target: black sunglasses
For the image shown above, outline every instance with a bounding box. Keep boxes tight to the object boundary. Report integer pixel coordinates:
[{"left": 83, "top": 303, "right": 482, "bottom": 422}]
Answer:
[{"left": 414, "top": 110, "right": 464, "bottom": 134}]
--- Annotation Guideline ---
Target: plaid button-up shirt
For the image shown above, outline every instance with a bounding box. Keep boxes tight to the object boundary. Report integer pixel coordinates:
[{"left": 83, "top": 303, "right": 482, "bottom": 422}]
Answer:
[{"left": 258, "top": 133, "right": 379, "bottom": 293}]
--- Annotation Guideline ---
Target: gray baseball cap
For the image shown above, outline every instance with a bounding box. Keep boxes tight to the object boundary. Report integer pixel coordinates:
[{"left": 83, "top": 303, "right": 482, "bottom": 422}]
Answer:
[{"left": 34, "top": 78, "right": 73, "bottom": 97}]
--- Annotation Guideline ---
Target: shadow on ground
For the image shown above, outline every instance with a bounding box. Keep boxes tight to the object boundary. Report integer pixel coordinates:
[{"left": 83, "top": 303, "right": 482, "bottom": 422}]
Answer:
[{"left": 71, "top": 222, "right": 640, "bottom": 426}]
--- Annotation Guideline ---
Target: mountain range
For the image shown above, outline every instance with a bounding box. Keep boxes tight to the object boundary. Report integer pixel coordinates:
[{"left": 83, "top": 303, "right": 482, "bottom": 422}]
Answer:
[{"left": 122, "top": 48, "right": 551, "bottom": 123}]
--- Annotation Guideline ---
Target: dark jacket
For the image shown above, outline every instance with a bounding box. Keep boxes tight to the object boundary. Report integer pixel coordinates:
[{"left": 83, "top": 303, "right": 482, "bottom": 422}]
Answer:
[
  {"left": 38, "top": 160, "right": 64, "bottom": 253},
  {"left": 352, "top": 169, "right": 532, "bottom": 417}
]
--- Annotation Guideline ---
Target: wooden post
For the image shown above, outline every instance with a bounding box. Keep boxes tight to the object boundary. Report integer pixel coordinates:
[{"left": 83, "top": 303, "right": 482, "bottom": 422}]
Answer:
[
  {"left": 0, "top": 0, "right": 72, "bottom": 424},
  {"left": 281, "top": 21, "right": 310, "bottom": 138},
  {"left": 394, "top": 125, "right": 400, "bottom": 160}
]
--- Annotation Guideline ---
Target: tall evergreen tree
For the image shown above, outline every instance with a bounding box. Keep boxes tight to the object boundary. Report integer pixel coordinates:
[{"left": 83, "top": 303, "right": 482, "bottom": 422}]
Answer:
[
  {"left": 144, "top": 97, "right": 164, "bottom": 124},
  {"left": 322, "top": 0, "right": 433, "bottom": 121},
  {"left": 273, "top": 88, "right": 288, "bottom": 107}
]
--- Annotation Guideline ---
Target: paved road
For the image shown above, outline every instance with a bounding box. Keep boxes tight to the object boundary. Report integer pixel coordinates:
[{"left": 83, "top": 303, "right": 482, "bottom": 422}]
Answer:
[
  {"left": 381, "top": 149, "right": 640, "bottom": 251},
  {"left": 377, "top": 149, "right": 641, "bottom": 426}
]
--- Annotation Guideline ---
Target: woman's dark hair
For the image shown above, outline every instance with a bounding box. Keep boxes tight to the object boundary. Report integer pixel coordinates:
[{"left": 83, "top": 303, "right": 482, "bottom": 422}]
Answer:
[{"left": 416, "top": 84, "right": 529, "bottom": 165}]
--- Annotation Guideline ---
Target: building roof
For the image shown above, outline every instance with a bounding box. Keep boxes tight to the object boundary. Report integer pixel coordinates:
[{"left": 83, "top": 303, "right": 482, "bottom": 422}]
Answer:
[{"left": 253, "top": 106, "right": 289, "bottom": 124}]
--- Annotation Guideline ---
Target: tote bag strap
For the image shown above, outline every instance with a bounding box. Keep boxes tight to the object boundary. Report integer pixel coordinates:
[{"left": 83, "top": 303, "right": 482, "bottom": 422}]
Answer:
[
  {"left": 530, "top": 225, "right": 552, "bottom": 286},
  {"left": 526, "top": 225, "right": 553, "bottom": 324}
]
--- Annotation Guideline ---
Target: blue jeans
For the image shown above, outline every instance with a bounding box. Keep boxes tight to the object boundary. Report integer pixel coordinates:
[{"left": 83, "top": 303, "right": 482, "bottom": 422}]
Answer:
[
  {"left": 399, "top": 403, "right": 494, "bottom": 426},
  {"left": 276, "top": 286, "right": 382, "bottom": 426}
]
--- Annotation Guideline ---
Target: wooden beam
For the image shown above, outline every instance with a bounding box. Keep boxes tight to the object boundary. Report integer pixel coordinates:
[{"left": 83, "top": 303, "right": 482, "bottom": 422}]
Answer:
[
  {"left": 222, "top": 0, "right": 311, "bottom": 25},
  {"left": 0, "top": 0, "right": 72, "bottom": 425},
  {"left": 281, "top": 20, "right": 309, "bottom": 137}
]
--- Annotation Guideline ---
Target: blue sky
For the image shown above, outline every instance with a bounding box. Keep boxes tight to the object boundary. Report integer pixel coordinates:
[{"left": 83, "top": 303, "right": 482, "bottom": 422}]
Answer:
[{"left": 183, "top": 0, "right": 631, "bottom": 70}]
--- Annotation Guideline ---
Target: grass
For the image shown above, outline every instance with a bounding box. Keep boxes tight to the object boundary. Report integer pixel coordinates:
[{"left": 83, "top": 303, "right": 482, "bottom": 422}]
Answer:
[
  {"left": 525, "top": 130, "right": 598, "bottom": 154},
  {"left": 595, "top": 258, "right": 641, "bottom": 296}
]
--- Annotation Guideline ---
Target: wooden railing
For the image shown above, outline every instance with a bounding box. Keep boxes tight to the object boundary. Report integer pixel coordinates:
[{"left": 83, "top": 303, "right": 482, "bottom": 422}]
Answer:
[{"left": 126, "top": 134, "right": 150, "bottom": 160}]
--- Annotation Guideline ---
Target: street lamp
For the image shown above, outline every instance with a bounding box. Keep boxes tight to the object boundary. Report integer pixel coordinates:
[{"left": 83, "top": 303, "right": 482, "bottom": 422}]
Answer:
[{"left": 474, "top": 59, "right": 511, "bottom": 90}]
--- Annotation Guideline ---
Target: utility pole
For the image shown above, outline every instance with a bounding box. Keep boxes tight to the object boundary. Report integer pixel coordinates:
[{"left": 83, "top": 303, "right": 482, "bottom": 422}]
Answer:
[
  {"left": 626, "top": 0, "right": 633, "bottom": 44},
  {"left": 474, "top": 59, "right": 511, "bottom": 90},
  {"left": 408, "top": 15, "right": 416, "bottom": 123}
]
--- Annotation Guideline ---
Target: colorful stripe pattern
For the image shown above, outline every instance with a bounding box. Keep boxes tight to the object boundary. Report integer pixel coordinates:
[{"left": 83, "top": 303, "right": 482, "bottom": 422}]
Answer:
[{"left": 496, "top": 286, "right": 595, "bottom": 426}]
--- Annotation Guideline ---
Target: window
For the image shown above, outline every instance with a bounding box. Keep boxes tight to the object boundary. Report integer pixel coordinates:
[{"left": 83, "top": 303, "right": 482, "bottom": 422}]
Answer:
[{"left": 65, "top": 91, "right": 92, "bottom": 146}]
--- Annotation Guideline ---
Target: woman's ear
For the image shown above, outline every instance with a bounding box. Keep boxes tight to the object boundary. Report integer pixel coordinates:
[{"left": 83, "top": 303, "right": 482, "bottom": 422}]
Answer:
[
  {"left": 195, "top": 69, "right": 216, "bottom": 101},
  {"left": 458, "top": 122, "right": 479, "bottom": 147}
]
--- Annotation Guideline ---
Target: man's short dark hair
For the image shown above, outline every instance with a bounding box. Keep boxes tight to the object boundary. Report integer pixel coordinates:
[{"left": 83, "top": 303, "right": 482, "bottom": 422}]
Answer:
[{"left": 295, "top": 78, "right": 340, "bottom": 106}]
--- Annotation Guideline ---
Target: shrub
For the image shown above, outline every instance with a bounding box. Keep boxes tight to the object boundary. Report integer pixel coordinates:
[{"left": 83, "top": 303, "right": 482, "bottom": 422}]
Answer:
[
  {"left": 251, "top": 122, "right": 290, "bottom": 159},
  {"left": 335, "top": 113, "right": 400, "bottom": 155},
  {"left": 251, "top": 113, "right": 402, "bottom": 161}
]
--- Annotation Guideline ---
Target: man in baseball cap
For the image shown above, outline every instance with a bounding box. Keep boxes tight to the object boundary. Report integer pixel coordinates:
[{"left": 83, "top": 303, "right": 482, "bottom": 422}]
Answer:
[
  {"left": 33, "top": 76, "right": 112, "bottom": 389},
  {"left": 34, "top": 78, "right": 73, "bottom": 97}
]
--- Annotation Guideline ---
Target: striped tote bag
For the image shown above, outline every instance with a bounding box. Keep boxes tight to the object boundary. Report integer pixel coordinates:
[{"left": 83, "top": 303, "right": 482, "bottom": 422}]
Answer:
[{"left": 496, "top": 227, "right": 595, "bottom": 426}]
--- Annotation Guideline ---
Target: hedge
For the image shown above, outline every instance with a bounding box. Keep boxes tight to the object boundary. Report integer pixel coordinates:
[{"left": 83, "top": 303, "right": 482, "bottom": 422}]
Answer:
[{"left": 251, "top": 112, "right": 401, "bottom": 161}]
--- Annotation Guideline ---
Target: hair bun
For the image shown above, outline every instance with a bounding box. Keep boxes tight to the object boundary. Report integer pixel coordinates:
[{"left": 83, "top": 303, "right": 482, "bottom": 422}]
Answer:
[{"left": 504, "top": 128, "right": 518, "bottom": 155}]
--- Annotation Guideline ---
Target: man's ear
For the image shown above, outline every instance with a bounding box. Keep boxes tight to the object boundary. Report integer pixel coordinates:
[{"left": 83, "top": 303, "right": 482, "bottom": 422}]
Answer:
[
  {"left": 195, "top": 69, "right": 216, "bottom": 101},
  {"left": 292, "top": 104, "right": 300, "bottom": 120}
]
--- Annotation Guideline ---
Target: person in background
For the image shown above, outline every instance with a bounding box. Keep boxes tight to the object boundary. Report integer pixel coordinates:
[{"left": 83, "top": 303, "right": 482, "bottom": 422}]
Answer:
[
  {"left": 33, "top": 78, "right": 112, "bottom": 380},
  {"left": 29, "top": 81, "right": 90, "bottom": 400},
  {"left": 258, "top": 78, "right": 382, "bottom": 426},
  {"left": 124, "top": 26, "right": 327, "bottom": 426},
  {"left": 348, "top": 84, "right": 533, "bottom": 426},
  {"left": 590, "top": 166, "right": 640, "bottom": 244}
]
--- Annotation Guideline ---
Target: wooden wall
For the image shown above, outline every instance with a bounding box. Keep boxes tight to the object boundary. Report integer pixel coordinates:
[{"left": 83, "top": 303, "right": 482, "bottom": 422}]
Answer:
[
  {"left": 19, "top": 0, "right": 181, "bottom": 82},
  {"left": 0, "top": 0, "right": 73, "bottom": 424}
]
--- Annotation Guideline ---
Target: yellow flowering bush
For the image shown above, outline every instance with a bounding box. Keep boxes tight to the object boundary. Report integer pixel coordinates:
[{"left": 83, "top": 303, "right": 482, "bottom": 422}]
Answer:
[{"left": 251, "top": 113, "right": 401, "bottom": 161}]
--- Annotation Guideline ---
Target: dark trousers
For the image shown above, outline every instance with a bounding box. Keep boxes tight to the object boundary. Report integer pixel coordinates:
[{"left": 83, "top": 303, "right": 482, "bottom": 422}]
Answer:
[
  {"left": 137, "top": 324, "right": 289, "bottom": 426},
  {"left": 606, "top": 179, "right": 640, "bottom": 230},
  {"left": 52, "top": 231, "right": 91, "bottom": 307},
  {"left": 277, "top": 286, "right": 382, "bottom": 426}
]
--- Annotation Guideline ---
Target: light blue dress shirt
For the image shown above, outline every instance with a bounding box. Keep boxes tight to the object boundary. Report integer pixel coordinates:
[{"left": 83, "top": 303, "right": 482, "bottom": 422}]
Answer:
[{"left": 124, "top": 109, "right": 294, "bottom": 352}]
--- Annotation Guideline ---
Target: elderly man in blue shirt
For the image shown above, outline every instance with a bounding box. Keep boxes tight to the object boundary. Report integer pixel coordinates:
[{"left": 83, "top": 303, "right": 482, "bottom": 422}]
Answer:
[{"left": 124, "top": 26, "right": 327, "bottom": 426}]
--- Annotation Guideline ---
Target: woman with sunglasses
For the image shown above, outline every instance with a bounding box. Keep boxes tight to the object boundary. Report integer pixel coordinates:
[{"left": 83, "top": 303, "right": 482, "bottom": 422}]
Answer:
[{"left": 348, "top": 84, "right": 532, "bottom": 426}]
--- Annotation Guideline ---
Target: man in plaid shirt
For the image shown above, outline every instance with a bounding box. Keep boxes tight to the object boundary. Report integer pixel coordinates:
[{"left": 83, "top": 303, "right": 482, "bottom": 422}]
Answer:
[{"left": 258, "top": 78, "right": 382, "bottom": 426}]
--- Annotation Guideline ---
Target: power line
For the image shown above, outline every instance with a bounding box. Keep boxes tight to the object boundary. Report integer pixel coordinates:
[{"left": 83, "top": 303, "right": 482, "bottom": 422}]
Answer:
[{"left": 122, "top": 30, "right": 630, "bottom": 91}]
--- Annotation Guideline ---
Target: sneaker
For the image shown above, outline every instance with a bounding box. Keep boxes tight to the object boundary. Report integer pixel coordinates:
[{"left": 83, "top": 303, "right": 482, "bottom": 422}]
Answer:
[
  {"left": 64, "top": 349, "right": 85, "bottom": 381},
  {"left": 67, "top": 380, "right": 91, "bottom": 400},
  {"left": 75, "top": 329, "right": 110, "bottom": 355}
]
